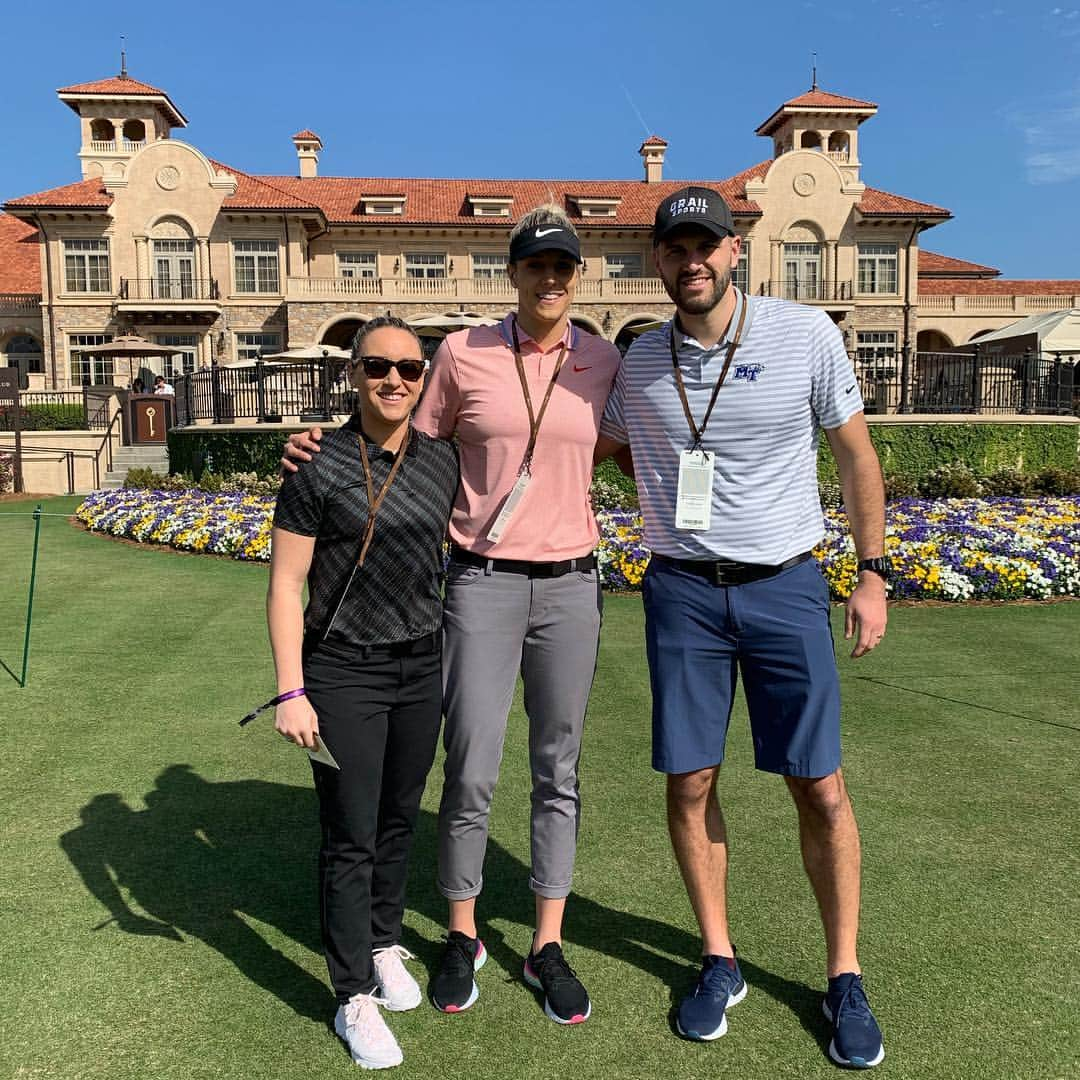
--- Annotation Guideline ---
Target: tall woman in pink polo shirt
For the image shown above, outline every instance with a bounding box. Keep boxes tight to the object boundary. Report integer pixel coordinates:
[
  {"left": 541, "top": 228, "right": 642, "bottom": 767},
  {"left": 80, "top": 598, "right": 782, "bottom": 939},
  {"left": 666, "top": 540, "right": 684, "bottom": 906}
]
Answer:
[
  {"left": 285, "top": 205, "right": 620, "bottom": 1025},
  {"left": 418, "top": 205, "right": 620, "bottom": 1025}
]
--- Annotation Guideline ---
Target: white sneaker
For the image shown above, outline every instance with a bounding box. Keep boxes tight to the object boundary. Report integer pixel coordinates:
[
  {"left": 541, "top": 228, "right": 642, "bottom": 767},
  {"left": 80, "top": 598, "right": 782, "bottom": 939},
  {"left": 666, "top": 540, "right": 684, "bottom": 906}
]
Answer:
[
  {"left": 333, "top": 991, "right": 403, "bottom": 1069},
  {"left": 372, "top": 945, "right": 423, "bottom": 1011}
]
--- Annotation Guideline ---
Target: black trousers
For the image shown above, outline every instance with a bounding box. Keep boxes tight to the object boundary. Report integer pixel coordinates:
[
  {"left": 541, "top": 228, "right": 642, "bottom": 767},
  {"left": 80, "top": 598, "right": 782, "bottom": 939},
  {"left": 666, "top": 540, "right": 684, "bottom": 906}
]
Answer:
[{"left": 304, "top": 635, "right": 442, "bottom": 1002}]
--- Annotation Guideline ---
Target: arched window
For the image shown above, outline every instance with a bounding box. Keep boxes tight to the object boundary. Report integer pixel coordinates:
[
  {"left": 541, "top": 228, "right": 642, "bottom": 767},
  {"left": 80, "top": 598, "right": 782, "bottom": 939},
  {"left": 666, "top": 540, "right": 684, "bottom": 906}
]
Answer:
[
  {"left": 800, "top": 130, "right": 823, "bottom": 151},
  {"left": 90, "top": 118, "right": 114, "bottom": 144},
  {"left": 122, "top": 119, "right": 146, "bottom": 146},
  {"left": 827, "top": 132, "right": 849, "bottom": 160}
]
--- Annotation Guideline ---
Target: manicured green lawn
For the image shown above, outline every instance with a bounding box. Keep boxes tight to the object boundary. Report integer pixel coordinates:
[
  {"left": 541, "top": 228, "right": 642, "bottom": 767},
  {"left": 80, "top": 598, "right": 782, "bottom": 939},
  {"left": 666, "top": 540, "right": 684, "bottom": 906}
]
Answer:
[{"left": 1, "top": 496, "right": 1077, "bottom": 1079}]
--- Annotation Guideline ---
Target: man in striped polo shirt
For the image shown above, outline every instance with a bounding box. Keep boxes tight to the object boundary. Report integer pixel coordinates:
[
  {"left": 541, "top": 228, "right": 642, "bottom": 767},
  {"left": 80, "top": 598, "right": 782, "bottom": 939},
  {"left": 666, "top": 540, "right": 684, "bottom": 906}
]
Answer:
[{"left": 597, "top": 187, "right": 889, "bottom": 1069}]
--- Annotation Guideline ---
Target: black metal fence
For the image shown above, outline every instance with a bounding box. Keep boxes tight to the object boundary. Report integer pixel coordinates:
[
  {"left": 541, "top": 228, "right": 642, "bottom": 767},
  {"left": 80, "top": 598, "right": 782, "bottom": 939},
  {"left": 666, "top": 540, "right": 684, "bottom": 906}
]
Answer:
[
  {"left": 119, "top": 277, "right": 220, "bottom": 300},
  {"left": 174, "top": 360, "right": 357, "bottom": 426},
  {"left": 0, "top": 390, "right": 113, "bottom": 431},
  {"left": 855, "top": 347, "right": 1078, "bottom": 416}
]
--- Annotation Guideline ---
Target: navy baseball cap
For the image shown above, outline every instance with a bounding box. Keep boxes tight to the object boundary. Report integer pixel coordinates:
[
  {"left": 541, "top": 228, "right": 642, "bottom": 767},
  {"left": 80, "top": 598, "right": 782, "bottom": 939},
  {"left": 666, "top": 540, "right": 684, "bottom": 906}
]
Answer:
[
  {"left": 653, "top": 186, "right": 735, "bottom": 243},
  {"left": 508, "top": 223, "right": 582, "bottom": 264}
]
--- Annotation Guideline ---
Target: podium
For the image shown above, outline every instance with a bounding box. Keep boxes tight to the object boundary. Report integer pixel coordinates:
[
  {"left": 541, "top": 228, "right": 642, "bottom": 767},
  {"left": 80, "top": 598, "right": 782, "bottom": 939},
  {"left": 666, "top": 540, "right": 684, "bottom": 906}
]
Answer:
[{"left": 130, "top": 394, "right": 174, "bottom": 444}]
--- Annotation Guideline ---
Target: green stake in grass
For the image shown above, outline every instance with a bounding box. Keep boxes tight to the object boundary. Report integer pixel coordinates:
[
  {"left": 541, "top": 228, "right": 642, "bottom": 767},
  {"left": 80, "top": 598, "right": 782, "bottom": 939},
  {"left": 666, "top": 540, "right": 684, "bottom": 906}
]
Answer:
[{"left": 20, "top": 504, "right": 42, "bottom": 688}]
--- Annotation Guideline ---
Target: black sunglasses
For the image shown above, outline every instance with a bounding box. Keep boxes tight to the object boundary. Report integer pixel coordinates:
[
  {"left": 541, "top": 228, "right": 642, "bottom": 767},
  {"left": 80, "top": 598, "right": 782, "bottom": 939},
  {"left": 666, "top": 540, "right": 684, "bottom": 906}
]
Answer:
[{"left": 352, "top": 355, "right": 426, "bottom": 382}]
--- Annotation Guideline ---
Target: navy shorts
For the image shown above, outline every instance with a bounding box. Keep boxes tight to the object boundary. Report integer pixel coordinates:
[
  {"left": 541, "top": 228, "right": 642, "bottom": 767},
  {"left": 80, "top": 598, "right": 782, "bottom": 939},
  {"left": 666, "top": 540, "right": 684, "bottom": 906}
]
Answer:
[{"left": 643, "top": 556, "right": 841, "bottom": 777}]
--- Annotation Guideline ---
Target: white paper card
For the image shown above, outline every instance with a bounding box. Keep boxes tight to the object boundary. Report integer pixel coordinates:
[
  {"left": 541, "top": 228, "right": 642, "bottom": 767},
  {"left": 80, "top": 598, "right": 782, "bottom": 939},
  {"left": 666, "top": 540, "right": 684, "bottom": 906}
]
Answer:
[
  {"left": 307, "top": 735, "right": 341, "bottom": 770},
  {"left": 486, "top": 471, "right": 531, "bottom": 543},
  {"left": 675, "top": 450, "right": 715, "bottom": 531}
]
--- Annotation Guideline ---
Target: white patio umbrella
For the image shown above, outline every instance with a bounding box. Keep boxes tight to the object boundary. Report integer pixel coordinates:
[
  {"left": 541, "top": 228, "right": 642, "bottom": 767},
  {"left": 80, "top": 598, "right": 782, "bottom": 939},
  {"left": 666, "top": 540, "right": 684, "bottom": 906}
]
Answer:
[{"left": 72, "top": 334, "right": 185, "bottom": 385}]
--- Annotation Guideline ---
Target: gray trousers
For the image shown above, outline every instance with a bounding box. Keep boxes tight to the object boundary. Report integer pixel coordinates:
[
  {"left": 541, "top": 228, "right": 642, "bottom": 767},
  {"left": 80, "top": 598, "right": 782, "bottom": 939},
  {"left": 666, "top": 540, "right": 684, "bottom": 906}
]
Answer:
[{"left": 437, "top": 561, "right": 602, "bottom": 900}]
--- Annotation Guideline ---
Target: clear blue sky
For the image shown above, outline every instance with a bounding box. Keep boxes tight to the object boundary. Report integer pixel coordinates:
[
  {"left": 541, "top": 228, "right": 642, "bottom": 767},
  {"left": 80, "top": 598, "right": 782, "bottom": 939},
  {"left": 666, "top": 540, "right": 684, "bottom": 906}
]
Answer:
[{"left": 2, "top": 0, "right": 1078, "bottom": 279}]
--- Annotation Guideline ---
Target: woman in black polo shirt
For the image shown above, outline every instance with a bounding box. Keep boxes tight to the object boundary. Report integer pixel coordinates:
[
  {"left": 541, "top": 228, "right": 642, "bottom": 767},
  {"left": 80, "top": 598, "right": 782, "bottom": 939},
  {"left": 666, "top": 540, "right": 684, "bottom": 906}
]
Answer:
[{"left": 268, "top": 316, "right": 457, "bottom": 1070}]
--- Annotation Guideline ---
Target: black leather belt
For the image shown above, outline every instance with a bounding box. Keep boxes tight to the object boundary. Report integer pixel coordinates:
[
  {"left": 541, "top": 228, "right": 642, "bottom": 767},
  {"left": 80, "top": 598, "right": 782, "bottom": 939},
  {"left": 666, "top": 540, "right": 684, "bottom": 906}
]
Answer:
[
  {"left": 652, "top": 550, "right": 813, "bottom": 586},
  {"left": 450, "top": 544, "right": 597, "bottom": 578},
  {"left": 359, "top": 631, "right": 440, "bottom": 658}
]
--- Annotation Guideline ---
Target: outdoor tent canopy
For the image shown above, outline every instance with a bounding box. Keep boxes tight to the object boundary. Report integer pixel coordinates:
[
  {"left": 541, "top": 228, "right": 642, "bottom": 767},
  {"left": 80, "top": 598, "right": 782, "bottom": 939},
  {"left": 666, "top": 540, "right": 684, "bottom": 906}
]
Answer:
[{"left": 964, "top": 308, "right": 1080, "bottom": 359}]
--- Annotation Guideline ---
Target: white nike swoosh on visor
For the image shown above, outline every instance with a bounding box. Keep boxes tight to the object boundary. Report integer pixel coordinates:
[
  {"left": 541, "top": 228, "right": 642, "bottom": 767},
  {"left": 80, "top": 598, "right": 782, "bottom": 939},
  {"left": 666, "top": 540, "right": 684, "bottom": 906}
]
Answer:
[{"left": 534, "top": 227, "right": 562, "bottom": 237}]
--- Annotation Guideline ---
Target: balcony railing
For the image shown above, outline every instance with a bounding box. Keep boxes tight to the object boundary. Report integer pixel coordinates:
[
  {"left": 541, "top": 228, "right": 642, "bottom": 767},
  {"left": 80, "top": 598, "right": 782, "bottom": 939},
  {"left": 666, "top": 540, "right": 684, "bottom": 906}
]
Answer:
[
  {"left": 918, "top": 293, "right": 1080, "bottom": 314},
  {"left": 764, "top": 280, "right": 853, "bottom": 303},
  {"left": 286, "top": 275, "right": 674, "bottom": 303},
  {"left": 0, "top": 293, "right": 41, "bottom": 312},
  {"left": 119, "top": 278, "right": 220, "bottom": 301},
  {"left": 86, "top": 139, "right": 146, "bottom": 153}
]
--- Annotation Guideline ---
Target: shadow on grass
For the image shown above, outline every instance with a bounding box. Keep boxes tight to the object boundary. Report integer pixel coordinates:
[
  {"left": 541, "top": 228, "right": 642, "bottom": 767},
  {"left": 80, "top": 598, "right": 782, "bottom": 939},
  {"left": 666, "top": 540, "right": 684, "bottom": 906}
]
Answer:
[{"left": 61, "top": 764, "right": 820, "bottom": 1042}]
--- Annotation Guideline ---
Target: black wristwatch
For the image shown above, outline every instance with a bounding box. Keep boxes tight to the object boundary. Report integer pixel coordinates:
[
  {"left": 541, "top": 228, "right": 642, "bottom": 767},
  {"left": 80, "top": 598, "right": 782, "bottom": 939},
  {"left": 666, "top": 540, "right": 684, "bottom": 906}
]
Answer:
[{"left": 857, "top": 557, "right": 891, "bottom": 583}]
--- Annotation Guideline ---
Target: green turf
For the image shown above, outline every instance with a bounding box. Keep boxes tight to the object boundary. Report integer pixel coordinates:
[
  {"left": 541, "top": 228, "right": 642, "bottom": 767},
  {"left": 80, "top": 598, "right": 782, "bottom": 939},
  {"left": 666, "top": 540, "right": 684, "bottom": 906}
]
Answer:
[{"left": 1, "top": 495, "right": 1077, "bottom": 1079}]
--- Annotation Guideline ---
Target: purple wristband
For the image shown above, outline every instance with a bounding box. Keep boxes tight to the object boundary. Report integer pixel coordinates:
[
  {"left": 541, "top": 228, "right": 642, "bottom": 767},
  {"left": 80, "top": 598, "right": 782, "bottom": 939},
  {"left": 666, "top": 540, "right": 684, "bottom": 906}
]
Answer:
[{"left": 239, "top": 687, "right": 306, "bottom": 727}]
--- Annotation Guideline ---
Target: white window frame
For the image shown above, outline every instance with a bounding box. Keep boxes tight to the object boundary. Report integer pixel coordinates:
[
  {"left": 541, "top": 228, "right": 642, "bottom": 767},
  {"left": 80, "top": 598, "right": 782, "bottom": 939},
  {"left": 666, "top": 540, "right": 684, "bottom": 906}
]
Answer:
[
  {"left": 573, "top": 197, "right": 621, "bottom": 218},
  {"left": 855, "top": 330, "right": 898, "bottom": 378},
  {"left": 337, "top": 252, "right": 378, "bottom": 279},
  {"left": 468, "top": 196, "right": 513, "bottom": 218},
  {"left": 604, "top": 253, "right": 643, "bottom": 279},
  {"left": 233, "top": 240, "right": 280, "bottom": 294},
  {"left": 733, "top": 240, "right": 751, "bottom": 294},
  {"left": 404, "top": 252, "right": 447, "bottom": 279},
  {"left": 361, "top": 196, "right": 406, "bottom": 215},
  {"left": 153, "top": 333, "right": 200, "bottom": 377},
  {"left": 68, "top": 332, "right": 114, "bottom": 386},
  {"left": 471, "top": 253, "right": 508, "bottom": 279},
  {"left": 235, "top": 331, "right": 282, "bottom": 362},
  {"left": 63, "top": 238, "right": 111, "bottom": 294},
  {"left": 857, "top": 243, "right": 899, "bottom": 296}
]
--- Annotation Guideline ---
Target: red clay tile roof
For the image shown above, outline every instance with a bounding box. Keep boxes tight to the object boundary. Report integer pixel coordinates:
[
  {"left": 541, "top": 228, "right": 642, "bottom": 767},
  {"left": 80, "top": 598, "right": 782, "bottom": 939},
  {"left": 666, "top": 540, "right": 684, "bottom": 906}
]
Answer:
[
  {"left": 5, "top": 176, "right": 111, "bottom": 210},
  {"left": 56, "top": 75, "right": 187, "bottom": 126},
  {"left": 0, "top": 213, "right": 41, "bottom": 293},
  {"left": 918, "top": 279, "right": 1080, "bottom": 296},
  {"left": 784, "top": 89, "right": 877, "bottom": 110},
  {"left": 58, "top": 75, "right": 168, "bottom": 96},
  {"left": 858, "top": 187, "right": 950, "bottom": 218},
  {"left": 258, "top": 164, "right": 770, "bottom": 226},
  {"left": 641, "top": 135, "right": 668, "bottom": 146},
  {"left": 292, "top": 130, "right": 322, "bottom": 143},
  {"left": 756, "top": 87, "right": 877, "bottom": 135},
  {"left": 0, "top": 157, "right": 947, "bottom": 230},
  {"left": 919, "top": 250, "right": 999, "bottom": 277}
]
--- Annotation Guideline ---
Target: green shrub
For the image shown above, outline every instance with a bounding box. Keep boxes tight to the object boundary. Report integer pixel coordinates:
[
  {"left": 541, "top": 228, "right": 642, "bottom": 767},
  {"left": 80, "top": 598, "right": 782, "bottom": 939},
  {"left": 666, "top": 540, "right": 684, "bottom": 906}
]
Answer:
[
  {"left": 919, "top": 461, "right": 984, "bottom": 499},
  {"left": 123, "top": 467, "right": 167, "bottom": 489},
  {"left": 197, "top": 471, "right": 225, "bottom": 493},
  {"left": 168, "top": 429, "right": 311, "bottom": 477},
  {"left": 1031, "top": 466, "right": 1080, "bottom": 496},
  {"left": 25, "top": 403, "right": 86, "bottom": 430},
  {"left": 591, "top": 457, "right": 638, "bottom": 510},
  {"left": 883, "top": 473, "right": 920, "bottom": 501},
  {"left": 981, "top": 468, "right": 1030, "bottom": 497}
]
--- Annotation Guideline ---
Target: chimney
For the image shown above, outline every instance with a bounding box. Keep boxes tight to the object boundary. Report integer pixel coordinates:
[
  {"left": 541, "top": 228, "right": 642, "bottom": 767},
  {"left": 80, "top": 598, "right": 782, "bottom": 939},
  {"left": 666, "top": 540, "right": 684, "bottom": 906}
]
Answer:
[
  {"left": 639, "top": 135, "right": 667, "bottom": 183},
  {"left": 292, "top": 130, "right": 323, "bottom": 179}
]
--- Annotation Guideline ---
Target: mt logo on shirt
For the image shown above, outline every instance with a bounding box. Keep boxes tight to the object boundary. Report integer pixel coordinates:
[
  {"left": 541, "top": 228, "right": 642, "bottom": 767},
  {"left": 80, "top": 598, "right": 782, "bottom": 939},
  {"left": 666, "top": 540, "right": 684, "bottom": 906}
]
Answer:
[{"left": 733, "top": 363, "right": 765, "bottom": 382}]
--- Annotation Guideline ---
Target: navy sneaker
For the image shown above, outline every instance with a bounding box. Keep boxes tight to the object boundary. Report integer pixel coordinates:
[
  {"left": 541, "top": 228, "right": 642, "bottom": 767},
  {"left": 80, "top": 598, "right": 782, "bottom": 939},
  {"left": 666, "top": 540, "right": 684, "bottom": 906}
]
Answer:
[
  {"left": 823, "top": 973, "right": 884, "bottom": 1068},
  {"left": 676, "top": 954, "right": 748, "bottom": 1041}
]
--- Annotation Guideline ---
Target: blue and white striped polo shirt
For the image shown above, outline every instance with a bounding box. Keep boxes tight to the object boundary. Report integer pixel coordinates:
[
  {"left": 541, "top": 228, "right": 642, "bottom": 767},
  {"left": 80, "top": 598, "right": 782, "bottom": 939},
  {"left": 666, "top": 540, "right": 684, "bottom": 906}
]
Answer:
[{"left": 600, "top": 294, "right": 863, "bottom": 564}]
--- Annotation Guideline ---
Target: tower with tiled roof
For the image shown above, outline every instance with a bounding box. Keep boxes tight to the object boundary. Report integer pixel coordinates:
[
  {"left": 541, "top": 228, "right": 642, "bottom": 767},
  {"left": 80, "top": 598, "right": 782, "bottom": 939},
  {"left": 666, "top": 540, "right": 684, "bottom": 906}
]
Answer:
[
  {"left": 755, "top": 82, "right": 877, "bottom": 184},
  {"left": 57, "top": 59, "right": 188, "bottom": 181}
]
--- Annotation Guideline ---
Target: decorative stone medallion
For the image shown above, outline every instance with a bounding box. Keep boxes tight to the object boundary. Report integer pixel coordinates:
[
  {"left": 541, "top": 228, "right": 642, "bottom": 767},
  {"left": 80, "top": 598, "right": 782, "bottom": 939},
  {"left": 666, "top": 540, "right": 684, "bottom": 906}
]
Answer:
[
  {"left": 156, "top": 166, "right": 181, "bottom": 191},
  {"left": 793, "top": 173, "right": 816, "bottom": 197}
]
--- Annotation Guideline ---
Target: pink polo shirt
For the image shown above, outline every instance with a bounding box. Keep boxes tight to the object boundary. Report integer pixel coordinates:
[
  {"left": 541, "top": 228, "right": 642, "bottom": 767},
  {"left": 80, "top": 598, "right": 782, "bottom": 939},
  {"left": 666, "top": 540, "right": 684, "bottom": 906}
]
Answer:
[{"left": 413, "top": 314, "right": 620, "bottom": 561}]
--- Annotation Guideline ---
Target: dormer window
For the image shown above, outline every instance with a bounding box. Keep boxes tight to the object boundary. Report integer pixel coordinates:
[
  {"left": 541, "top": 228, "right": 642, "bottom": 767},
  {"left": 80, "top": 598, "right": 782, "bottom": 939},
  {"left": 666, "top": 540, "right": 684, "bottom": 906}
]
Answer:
[
  {"left": 468, "top": 196, "right": 513, "bottom": 218},
  {"left": 571, "top": 196, "right": 621, "bottom": 218},
  {"left": 361, "top": 196, "right": 406, "bottom": 216}
]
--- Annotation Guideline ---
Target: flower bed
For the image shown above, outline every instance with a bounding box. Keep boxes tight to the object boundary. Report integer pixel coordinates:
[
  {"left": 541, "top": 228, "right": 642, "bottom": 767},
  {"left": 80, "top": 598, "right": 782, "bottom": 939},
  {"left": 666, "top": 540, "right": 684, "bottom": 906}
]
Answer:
[{"left": 77, "top": 490, "right": 1080, "bottom": 601}]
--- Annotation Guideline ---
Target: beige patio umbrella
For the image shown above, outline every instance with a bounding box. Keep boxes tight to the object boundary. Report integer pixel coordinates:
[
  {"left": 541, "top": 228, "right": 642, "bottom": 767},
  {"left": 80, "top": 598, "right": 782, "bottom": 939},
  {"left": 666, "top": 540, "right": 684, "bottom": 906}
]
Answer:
[
  {"left": 260, "top": 343, "right": 352, "bottom": 362},
  {"left": 408, "top": 312, "right": 500, "bottom": 338},
  {"left": 73, "top": 334, "right": 183, "bottom": 386}
]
